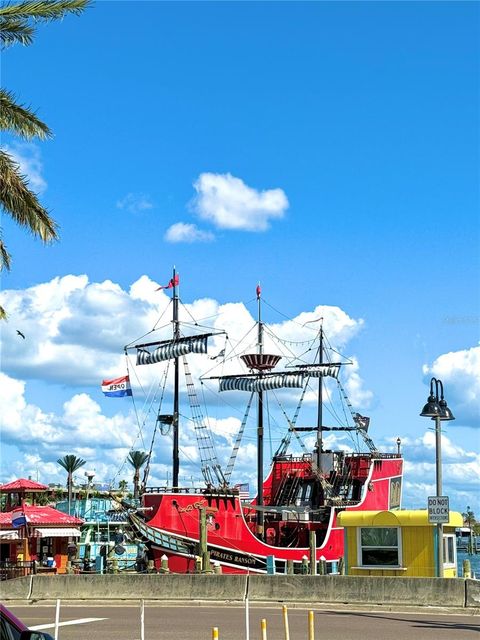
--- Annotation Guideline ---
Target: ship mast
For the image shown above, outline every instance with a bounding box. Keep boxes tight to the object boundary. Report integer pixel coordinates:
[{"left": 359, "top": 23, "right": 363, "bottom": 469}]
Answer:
[
  {"left": 256, "top": 284, "right": 264, "bottom": 538},
  {"left": 172, "top": 267, "right": 180, "bottom": 490},
  {"left": 316, "top": 323, "right": 324, "bottom": 471}
]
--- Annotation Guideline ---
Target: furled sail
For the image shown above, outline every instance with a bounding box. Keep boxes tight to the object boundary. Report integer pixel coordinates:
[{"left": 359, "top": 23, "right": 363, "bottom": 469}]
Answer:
[
  {"left": 219, "top": 373, "right": 304, "bottom": 393},
  {"left": 136, "top": 336, "right": 208, "bottom": 366},
  {"left": 218, "top": 364, "right": 340, "bottom": 393},
  {"left": 300, "top": 364, "right": 340, "bottom": 379}
]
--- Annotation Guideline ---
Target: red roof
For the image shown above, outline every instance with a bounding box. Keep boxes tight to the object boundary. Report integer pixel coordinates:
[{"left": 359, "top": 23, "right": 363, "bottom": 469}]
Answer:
[
  {"left": 0, "top": 478, "right": 48, "bottom": 492},
  {"left": 0, "top": 505, "right": 82, "bottom": 528}
]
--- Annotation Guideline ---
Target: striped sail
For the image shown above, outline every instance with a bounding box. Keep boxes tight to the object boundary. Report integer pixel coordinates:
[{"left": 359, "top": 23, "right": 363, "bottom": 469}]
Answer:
[
  {"left": 219, "top": 373, "right": 304, "bottom": 393},
  {"left": 136, "top": 336, "right": 208, "bottom": 366},
  {"left": 302, "top": 365, "right": 340, "bottom": 379}
]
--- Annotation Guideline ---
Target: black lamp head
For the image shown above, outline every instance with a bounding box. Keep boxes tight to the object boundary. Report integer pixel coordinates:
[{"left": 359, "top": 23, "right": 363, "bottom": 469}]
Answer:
[
  {"left": 420, "top": 393, "right": 441, "bottom": 417},
  {"left": 438, "top": 397, "right": 455, "bottom": 421}
]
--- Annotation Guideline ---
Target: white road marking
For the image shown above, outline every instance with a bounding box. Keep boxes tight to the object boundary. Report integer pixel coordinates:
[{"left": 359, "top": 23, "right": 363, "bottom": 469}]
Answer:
[{"left": 30, "top": 617, "right": 108, "bottom": 630}]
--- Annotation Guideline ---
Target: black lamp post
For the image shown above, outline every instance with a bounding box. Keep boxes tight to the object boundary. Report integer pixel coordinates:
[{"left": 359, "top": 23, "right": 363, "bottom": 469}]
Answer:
[
  {"left": 466, "top": 505, "right": 474, "bottom": 555},
  {"left": 396, "top": 437, "right": 401, "bottom": 456},
  {"left": 420, "top": 377, "right": 455, "bottom": 578}
]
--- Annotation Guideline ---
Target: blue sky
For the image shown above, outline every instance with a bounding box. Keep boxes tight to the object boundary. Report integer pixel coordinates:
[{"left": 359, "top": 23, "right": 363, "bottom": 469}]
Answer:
[{"left": 1, "top": 2, "right": 479, "bottom": 513}]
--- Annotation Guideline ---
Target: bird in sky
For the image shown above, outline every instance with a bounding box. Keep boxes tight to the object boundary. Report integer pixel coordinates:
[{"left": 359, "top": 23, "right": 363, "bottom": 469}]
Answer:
[{"left": 16, "top": 330, "right": 25, "bottom": 339}]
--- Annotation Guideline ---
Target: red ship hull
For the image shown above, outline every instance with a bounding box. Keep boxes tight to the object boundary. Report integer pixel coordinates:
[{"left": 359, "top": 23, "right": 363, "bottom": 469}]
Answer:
[{"left": 136, "top": 454, "right": 403, "bottom": 574}]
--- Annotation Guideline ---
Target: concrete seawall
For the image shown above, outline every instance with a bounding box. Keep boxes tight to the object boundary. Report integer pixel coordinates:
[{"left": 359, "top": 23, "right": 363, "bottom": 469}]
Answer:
[{"left": 1, "top": 575, "right": 477, "bottom": 609}]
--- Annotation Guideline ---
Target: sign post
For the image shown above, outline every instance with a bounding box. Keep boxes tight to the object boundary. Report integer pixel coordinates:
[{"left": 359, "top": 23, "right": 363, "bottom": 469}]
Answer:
[{"left": 428, "top": 495, "right": 449, "bottom": 578}]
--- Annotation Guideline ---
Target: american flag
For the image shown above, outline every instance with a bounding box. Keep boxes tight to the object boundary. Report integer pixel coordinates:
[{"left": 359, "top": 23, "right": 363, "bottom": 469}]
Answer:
[{"left": 234, "top": 483, "right": 250, "bottom": 500}]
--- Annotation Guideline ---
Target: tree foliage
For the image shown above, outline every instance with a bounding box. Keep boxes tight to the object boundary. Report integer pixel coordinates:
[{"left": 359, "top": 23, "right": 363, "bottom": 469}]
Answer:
[
  {"left": 57, "top": 454, "right": 86, "bottom": 509},
  {"left": 0, "top": 0, "right": 90, "bottom": 319},
  {"left": 127, "top": 451, "right": 149, "bottom": 500}
]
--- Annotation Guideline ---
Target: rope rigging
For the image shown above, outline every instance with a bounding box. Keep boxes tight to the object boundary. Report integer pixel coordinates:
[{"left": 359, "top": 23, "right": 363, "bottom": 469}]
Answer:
[
  {"left": 223, "top": 391, "right": 255, "bottom": 483},
  {"left": 182, "top": 355, "right": 226, "bottom": 487}
]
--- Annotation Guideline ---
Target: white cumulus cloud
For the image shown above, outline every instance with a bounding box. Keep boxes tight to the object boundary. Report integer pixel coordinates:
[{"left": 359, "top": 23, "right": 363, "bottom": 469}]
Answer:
[
  {"left": 164, "top": 222, "right": 214, "bottom": 243},
  {"left": 423, "top": 346, "right": 480, "bottom": 427},
  {"left": 0, "top": 372, "right": 138, "bottom": 486},
  {"left": 401, "top": 431, "right": 480, "bottom": 512},
  {"left": 192, "top": 172, "right": 288, "bottom": 231}
]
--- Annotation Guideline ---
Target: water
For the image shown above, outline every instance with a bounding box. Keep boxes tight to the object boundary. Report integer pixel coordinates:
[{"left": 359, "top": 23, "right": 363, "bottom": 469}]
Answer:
[{"left": 457, "top": 550, "right": 480, "bottom": 578}]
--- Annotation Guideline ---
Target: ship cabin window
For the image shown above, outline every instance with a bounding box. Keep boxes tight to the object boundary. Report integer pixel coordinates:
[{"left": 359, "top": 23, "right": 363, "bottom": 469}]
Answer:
[
  {"left": 443, "top": 534, "right": 456, "bottom": 567},
  {"left": 295, "top": 480, "right": 316, "bottom": 506},
  {"left": 357, "top": 527, "right": 401, "bottom": 567}
]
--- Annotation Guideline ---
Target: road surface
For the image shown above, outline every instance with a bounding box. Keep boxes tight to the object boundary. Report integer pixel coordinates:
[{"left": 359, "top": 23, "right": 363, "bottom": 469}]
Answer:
[{"left": 8, "top": 603, "right": 479, "bottom": 639}]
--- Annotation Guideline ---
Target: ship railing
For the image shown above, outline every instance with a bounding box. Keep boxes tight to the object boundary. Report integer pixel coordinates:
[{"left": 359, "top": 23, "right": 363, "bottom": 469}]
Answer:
[
  {"left": 345, "top": 452, "right": 402, "bottom": 459},
  {"left": 144, "top": 486, "right": 240, "bottom": 497},
  {"left": 273, "top": 454, "right": 313, "bottom": 463},
  {"left": 129, "top": 513, "right": 192, "bottom": 554}
]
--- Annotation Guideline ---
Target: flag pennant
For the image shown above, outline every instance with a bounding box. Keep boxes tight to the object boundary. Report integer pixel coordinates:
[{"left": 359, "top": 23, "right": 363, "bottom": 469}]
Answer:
[
  {"left": 256, "top": 284, "right": 261, "bottom": 299},
  {"left": 234, "top": 483, "right": 250, "bottom": 499},
  {"left": 210, "top": 348, "right": 226, "bottom": 361},
  {"left": 11, "top": 508, "right": 27, "bottom": 528},
  {"left": 156, "top": 274, "right": 179, "bottom": 291},
  {"left": 101, "top": 375, "right": 132, "bottom": 398}
]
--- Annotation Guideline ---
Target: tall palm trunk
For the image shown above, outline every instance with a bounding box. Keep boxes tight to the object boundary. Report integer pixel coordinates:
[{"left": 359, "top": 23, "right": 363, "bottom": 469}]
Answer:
[{"left": 133, "top": 469, "right": 140, "bottom": 500}]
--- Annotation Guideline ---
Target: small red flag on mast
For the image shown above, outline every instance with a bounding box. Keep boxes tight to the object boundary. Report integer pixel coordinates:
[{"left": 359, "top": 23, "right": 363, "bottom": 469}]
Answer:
[
  {"left": 256, "top": 284, "right": 261, "bottom": 299},
  {"left": 156, "top": 274, "right": 179, "bottom": 291}
]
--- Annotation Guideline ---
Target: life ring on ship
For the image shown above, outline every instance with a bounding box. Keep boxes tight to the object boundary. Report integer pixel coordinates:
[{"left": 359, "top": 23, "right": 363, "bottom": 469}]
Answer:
[{"left": 266, "top": 527, "right": 277, "bottom": 546}]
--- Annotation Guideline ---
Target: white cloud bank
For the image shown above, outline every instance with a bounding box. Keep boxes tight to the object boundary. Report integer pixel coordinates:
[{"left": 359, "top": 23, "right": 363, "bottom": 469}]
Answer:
[
  {"left": 0, "top": 275, "right": 369, "bottom": 397},
  {"left": 0, "top": 371, "right": 139, "bottom": 488},
  {"left": 423, "top": 346, "right": 480, "bottom": 428},
  {"left": 192, "top": 172, "right": 289, "bottom": 231},
  {"left": 164, "top": 222, "right": 214, "bottom": 243},
  {"left": 0, "top": 274, "right": 375, "bottom": 490},
  {"left": 401, "top": 431, "right": 480, "bottom": 511}
]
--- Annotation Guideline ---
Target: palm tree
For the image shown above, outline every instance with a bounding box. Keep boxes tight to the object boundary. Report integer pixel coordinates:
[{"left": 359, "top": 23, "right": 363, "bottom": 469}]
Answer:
[
  {"left": 0, "top": 0, "right": 90, "bottom": 319},
  {"left": 127, "top": 451, "right": 149, "bottom": 500},
  {"left": 117, "top": 479, "right": 128, "bottom": 495},
  {"left": 57, "top": 454, "right": 86, "bottom": 513}
]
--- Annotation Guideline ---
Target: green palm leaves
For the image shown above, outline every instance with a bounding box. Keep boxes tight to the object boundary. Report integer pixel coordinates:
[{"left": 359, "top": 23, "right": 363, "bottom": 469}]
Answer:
[
  {"left": 127, "top": 451, "right": 149, "bottom": 500},
  {"left": 0, "top": 0, "right": 90, "bottom": 319},
  {"left": 57, "top": 454, "right": 86, "bottom": 512},
  {"left": 0, "top": 1, "right": 90, "bottom": 47}
]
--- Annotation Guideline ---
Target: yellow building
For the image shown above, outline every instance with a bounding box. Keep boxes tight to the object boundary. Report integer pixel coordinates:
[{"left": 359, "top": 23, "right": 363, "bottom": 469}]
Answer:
[{"left": 337, "top": 510, "right": 463, "bottom": 578}]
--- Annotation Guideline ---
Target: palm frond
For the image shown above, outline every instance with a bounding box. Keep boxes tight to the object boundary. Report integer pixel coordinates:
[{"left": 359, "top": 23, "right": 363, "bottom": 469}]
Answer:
[
  {"left": 0, "top": 17, "right": 34, "bottom": 46},
  {"left": 0, "top": 305, "right": 7, "bottom": 320},
  {"left": 57, "top": 454, "right": 86, "bottom": 473},
  {"left": 0, "top": 149, "right": 59, "bottom": 242},
  {"left": 0, "top": 89, "right": 52, "bottom": 139},
  {"left": 0, "top": 235, "right": 12, "bottom": 270},
  {"left": 127, "top": 450, "right": 149, "bottom": 470},
  {"left": 0, "top": 0, "right": 91, "bottom": 21}
]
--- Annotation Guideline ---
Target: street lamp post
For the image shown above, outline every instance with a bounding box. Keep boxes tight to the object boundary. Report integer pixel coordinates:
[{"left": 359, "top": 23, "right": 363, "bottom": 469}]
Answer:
[
  {"left": 466, "top": 505, "right": 474, "bottom": 555},
  {"left": 396, "top": 437, "right": 401, "bottom": 456},
  {"left": 420, "top": 377, "right": 455, "bottom": 578}
]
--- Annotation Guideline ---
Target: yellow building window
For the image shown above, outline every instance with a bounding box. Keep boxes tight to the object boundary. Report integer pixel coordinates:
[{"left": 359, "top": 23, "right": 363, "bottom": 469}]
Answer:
[
  {"left": 443, "top": 534, "right": 456, "bottom": 568},
  {"left": 358, "top": 527, "right": 401, "bottom": 567}
]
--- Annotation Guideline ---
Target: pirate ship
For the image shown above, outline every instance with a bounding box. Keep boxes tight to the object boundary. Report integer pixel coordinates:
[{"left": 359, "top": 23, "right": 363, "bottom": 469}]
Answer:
[{"left": 124, "top": 271, "right": 403, "bottom": 573}]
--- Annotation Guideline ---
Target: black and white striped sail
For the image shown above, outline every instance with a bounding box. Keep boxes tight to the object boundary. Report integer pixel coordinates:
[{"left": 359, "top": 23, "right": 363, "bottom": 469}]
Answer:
[
  {"left": 218, "top": 364, "right": 340, "bottom": 393},
  {"left": 136, "top": 335, "right": 209, "bottom": 366},
  {"left": 220, "top": 373, "right": 305, "bottom": 393},
  {"left": 300, "top": 364, "right": 340, "bottom": 379}
]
